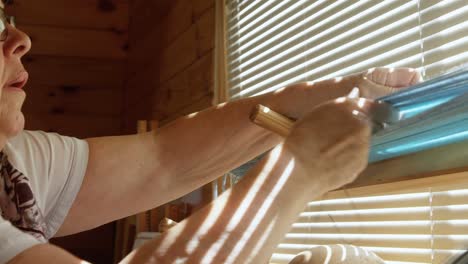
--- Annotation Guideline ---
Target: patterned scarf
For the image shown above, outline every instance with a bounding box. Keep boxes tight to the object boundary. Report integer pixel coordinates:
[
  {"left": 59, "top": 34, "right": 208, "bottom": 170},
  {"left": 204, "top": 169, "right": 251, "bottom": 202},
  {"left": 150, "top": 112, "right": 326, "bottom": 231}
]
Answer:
[{"left": 0, "top": 152, "right": 47, "bottom": 241}]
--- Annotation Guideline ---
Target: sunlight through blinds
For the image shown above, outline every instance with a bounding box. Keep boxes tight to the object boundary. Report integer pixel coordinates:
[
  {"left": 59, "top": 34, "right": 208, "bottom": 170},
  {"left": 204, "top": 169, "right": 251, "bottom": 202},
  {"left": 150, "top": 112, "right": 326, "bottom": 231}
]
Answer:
[
  {"left": 226, "top": 0, "right": 468, "bottom": 99},
  {"left": 225, "top": 1, "right": 468, "bottom": 263},
  {"left": 271, "top": 173, "right": 468, "bottom": 264}
]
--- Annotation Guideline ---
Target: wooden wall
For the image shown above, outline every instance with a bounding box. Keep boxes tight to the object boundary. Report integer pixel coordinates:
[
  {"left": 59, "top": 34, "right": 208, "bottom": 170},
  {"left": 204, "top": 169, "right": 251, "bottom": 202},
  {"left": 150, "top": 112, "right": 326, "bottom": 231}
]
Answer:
[
  {"left": 8, "top": 0, "right": 128, "bottom": 139},
  {"left": 6, "top": 1, "right": 129, "bottom": 263},
  {"left": 117, "top": 2, "right": 216, "bottom": 260},
  {"left": 125, "top": 0, "right": 215, "bottom": 132},
  {"left": 4, "top": 0, "right": 216, "bottom": 262}
]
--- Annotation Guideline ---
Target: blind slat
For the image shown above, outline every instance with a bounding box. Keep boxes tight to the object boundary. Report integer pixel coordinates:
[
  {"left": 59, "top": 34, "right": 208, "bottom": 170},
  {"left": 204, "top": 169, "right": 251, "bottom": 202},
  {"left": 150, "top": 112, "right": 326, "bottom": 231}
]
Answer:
[
  {"left": 307, "top": 189, "right": 468, "bottom": 211},
  {"left": 290, "top": 221, "right": 468, "bottom": 235},
  {"left": 281, "top": 234, "right": 468, "bottom": 249}
]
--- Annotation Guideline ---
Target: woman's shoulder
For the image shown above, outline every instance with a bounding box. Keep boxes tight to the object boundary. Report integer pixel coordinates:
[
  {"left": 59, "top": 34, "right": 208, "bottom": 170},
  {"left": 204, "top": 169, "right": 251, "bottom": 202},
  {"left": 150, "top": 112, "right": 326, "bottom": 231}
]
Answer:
[
  {"left": 7, "top": 130, "right": 51, "bottom": 147},
  {"left": 6, "top": 130, "right": 83, "bottom": 152},
  {"left": 3, "top": 131, "right": 75, "bottom": 173}
]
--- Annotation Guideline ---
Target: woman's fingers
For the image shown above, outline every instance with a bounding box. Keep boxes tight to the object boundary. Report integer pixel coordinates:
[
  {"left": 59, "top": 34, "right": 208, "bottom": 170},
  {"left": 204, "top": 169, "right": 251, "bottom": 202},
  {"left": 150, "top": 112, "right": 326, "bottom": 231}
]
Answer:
[
  {"left": 365, "top": 67, "right": 422, "bottom": 88},
  {"left": 357, "top": 68, "right": 423, "bottom": 99}
]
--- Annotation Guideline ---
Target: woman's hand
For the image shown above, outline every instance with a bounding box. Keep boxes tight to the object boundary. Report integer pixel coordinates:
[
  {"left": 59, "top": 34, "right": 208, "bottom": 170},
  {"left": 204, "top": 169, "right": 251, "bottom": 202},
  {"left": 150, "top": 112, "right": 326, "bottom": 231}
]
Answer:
[
  {"left": 355, "top": 67, "right": 422, "bottom": 99},
  {"left": 284, "top": 95, "right": 373, "bottom": 192},
  {"left": 278, "top": 67, "right": 422, "bottom": 120}
]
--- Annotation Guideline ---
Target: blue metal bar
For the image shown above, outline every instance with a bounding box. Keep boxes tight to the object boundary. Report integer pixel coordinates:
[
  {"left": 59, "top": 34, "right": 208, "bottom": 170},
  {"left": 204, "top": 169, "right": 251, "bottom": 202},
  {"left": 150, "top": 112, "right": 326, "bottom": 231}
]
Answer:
[{"left": 370, "top": 68, "right": 468, "bottom": 162}]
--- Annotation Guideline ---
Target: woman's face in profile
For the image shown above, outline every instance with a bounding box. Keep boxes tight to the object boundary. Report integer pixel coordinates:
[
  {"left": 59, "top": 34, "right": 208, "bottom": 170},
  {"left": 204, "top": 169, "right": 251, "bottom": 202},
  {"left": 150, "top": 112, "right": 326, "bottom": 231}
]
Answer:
[{"left": 0, "top": 1, "right": 31, "bottom": 141}]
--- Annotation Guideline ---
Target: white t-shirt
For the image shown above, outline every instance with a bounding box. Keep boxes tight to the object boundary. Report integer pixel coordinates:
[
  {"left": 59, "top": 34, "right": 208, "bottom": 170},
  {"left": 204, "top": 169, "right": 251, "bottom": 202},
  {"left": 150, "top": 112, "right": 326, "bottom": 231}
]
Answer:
[{"left": 0, "top": 130, "right": 89, "bottom": 263}]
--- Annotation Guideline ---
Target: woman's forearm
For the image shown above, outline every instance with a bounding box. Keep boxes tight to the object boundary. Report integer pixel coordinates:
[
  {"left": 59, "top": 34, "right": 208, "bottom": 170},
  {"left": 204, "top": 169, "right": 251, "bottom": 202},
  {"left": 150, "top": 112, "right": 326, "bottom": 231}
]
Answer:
[
  {"left": 151, "top": 76, "right": 357, "bottom": 203},
  {"left": 123, "top": 143, "right": 324, "bottom": 264}
]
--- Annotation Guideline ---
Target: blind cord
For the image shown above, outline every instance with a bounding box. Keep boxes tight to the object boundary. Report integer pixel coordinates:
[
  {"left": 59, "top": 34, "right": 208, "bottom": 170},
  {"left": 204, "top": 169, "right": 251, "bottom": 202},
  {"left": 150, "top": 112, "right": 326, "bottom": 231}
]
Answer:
[
  {"left": 417, "top": 0, "right": 427, "bottom": 79},
  {"left": 429, "top": 187, "right": 435, "bottom": 264},
  {"left": 300, "top": 0, "right": 308, "bottom": 84},
  {"left": 327, "top": 186, "right": 356, "bottom": 245}
]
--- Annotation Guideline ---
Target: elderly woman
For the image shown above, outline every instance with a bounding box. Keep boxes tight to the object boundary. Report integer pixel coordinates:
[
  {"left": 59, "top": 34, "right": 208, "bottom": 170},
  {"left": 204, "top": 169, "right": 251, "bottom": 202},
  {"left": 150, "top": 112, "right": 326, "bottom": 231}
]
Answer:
[{"left": 0, "top": 2, "right": 421, "bottom": 263}]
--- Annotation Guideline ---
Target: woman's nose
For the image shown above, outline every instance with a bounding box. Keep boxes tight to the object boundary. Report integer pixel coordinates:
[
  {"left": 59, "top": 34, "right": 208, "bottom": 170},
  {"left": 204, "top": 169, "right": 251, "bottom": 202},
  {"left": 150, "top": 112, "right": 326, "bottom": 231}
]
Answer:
[{"left": 3, "top": 25, "right": 32, "bottom": 59}]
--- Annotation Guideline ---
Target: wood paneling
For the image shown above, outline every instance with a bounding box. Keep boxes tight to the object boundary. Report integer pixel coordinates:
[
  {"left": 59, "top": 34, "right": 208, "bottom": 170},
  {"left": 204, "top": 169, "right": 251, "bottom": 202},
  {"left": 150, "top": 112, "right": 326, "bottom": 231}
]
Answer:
[
  {"left": 122, "top": 4, "right": 216, "bottom": 261},
  {"left": 24, "top": 55, "right": 126, "bottom": 88},
  {"left": 23, "top": 84, "right": 123, "bottom": 116},
  {"left": 130, "top": 0, "right": 172, "bottom": 24},
  {"left": 127, "top": 0, "right": 216, "bottom": 127},
  {"left": 163, "top": 0, "right": 194, "bottom": 47},
  {"left": 160, "top": 26, "right": 198, "bottom": 83},
  {"left": 23, "top": 55, "right": 125, "bottom": 117},
  {"left": 25, "top": 114, "right": 122, "bottom": 139},
  {"left": 196, "top": 7, "right": 215, "bottom": 56},
  {"left": 193, "top": 0, "right": 215, "bottom": 19},
  {"left": 160, "top": 94, "right": 213, "bottom": 125},
  {"left": 22, "top": 25, "right": 127, "bottom": 59},
  {"left": 155, "top": 52, "right": 213, "bottom": 117},
  {"left": 129, "top": 0, "right": 170, "bottom": 46},
  {"left": 7, "top": 0, "right": 129, "bottom": 31}
]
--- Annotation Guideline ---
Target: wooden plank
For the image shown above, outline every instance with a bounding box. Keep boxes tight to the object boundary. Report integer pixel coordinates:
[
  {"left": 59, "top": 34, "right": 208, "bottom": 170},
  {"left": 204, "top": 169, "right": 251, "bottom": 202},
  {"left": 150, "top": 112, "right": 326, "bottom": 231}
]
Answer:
[
  {"left": 196, "top": 7, "right": 215, "bottom": 56},
  {"left": 23, "top": 82, "right": 123, "bottom": 116},
  {"left": 130, "top": 0, "right": 171, "bottom": 24},
  {"left": 113, "top": 219, "right": 126, "bottom": 263},
  {"left": 127, "top": 17, "right": 162, "bottom": 72},
  {"left": 183, "top": 51, "right": 214, "bottom": 97},
  {"left": 155, "top": 52, "right": 213, "bottom": 116},
  {"left": 162, "top": 0, "right": 194, "bottom": 48},
  {"left": 25, "top": 114, "right": 122, "bottom": 138},
  {"left": 156, "top": 71, "right": 189, "bottom": 115},
  {"left": 158, "top": 94, "right": 213, "bottom": 125},
  {"left": 125, "top": 223, "right": 136, "bottom": 256},
  {"left": 125, "top": 66, "right": 156, "bottom": 107},
  {"left": 21, "top": 25, "right": 127, "bottom": 59},
  {"left": 128, "top": 0, "right": 165, "bottom": 62},
  {"left": 160, "top": 26, "right": 198, "bottom": 82},
  {"left": 21, "top": 55, "right": 125, "bottom": 116},
  {"left": 193, "top": 0, "right": 215, "bottom": 19},
  {"left": 24, "top": 55, "right": 126, "bottom": 89},
  {"left": 6, "top": 0, "right": 129, "bottom": 31}
]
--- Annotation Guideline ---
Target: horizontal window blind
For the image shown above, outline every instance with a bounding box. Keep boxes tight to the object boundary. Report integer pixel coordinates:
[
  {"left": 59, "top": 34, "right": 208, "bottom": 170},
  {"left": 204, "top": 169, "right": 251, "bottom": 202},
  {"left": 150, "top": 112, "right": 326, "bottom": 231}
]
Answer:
[
  {"left": 271, "top": 172, "right": 468, "bottom": 264},
  {"left": 225, "top": 1, "right": 468, "bottom": 264},
  {"left": 226, "top": 0, "right": 468, "bottom": 99}
]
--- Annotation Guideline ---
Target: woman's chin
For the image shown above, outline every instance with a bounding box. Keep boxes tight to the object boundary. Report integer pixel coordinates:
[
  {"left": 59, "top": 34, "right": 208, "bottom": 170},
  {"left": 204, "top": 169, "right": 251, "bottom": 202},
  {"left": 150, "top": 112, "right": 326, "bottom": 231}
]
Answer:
[
  {"left": 5, "top": 112, "right": 25, "bottom": 138},
  {"left": 13, "top": 113, "right": 25, "bottom": 134}
]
